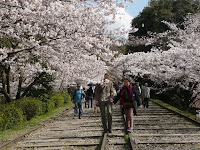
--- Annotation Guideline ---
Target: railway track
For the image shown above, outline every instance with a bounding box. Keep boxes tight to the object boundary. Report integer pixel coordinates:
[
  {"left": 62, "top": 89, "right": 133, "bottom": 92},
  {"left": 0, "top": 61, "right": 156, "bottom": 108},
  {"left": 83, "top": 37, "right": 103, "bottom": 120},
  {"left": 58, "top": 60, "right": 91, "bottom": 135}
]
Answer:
[
  {"left": 132, "top": 100, "right": 200, "bottom": 150},
  {"left": 4, "top": 99, "right": 199, "bottom": 150},
  {"left": 100, "top": 105, "right": 134, "bottom": 150},
  {"left": 2, "top": 104, "right": 134, "bottom": 150}
]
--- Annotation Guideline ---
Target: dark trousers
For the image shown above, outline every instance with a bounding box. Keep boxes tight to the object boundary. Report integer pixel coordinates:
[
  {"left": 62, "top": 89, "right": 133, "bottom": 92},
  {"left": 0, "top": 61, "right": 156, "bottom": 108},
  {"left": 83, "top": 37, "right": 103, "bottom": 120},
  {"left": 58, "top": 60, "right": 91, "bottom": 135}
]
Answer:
[
  {"left": 143, "top": 98, "right": 149, "bottom": 108},
  {"left": 85, "top": 97, "right": 93, "bottom": 108},
  {"left": 75, "top": 102, "right": 83, "bottom": 118},
  {"left": 133, "top": 100, "right": 137, "bottom": 115},
  {"left": 99, "top": 101, "right": 112, "bottom": 132}
]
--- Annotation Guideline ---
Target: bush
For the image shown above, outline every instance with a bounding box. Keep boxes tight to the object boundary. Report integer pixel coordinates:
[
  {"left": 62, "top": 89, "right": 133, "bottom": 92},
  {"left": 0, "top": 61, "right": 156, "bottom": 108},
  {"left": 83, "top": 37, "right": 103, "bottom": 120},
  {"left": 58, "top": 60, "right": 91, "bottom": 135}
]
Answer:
[
  {"left": 0, "top": 104, "right": 24, "bottom": 131},
  {"left": 41, "top": 98, "right": 55, "bottom": 113},
  {"left": 61, "top": 93, "right": 71, "bottom": 103},
  {"left": 0, "top": 111, "right": 6, "bottom": 131},
  {"left": 0, "top": 93, "right": 72, "bottom": 131},
  {"left": 50, "top": 94, "right": 64, "bottom": 107},
  {"left": 14, "top": 98, "right": 43, "bottom": 120}
]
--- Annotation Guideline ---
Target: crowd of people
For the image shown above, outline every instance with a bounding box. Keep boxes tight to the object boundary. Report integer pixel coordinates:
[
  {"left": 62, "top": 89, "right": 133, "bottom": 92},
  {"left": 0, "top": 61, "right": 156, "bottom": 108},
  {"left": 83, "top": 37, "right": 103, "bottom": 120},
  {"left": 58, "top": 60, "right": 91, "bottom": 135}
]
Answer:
[{"left": 72, "top": 73, "right": 151, "bottom": 133}]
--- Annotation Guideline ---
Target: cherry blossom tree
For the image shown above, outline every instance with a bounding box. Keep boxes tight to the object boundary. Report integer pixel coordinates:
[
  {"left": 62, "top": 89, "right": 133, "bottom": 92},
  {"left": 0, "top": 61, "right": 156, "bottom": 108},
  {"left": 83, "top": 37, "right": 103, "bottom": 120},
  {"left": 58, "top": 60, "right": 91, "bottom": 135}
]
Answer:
[
  {"left": 113, "top": 13, "right": 200, "bottom": 104},
  {"left": 0, "top": 0, "right": 134, "bottom": 102}
]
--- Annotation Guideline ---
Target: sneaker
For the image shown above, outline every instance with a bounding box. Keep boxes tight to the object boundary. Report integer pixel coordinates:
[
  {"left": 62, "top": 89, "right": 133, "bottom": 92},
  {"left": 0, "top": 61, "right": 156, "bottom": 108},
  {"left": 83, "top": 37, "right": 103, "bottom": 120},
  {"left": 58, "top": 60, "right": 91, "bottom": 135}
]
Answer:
[{"left": 127, "top": 128, "right": 132, "bottom": 133}]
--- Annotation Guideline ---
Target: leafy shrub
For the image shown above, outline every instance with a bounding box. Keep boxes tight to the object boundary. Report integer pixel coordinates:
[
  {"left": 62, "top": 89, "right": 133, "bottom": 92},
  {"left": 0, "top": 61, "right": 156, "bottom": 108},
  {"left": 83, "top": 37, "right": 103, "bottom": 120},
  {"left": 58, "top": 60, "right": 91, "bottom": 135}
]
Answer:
[
  {"left": 14, "top": 98, "right": 43, "bottom": 120},
  {"left": 41, "top": 98, "right": 55, "bottom": 113},
  {"left": 50, "top": 94, "right": 64, "bottom": 107},
  {"left": 0, "top": 92, "right": 72, "bottom": 131},
  {"left": 61, "top": 93, "right": 71, "bottom": 103},
  {"left": 0, "top": 111, "right": 6, "bottom": 131},
  {"left": 0, "top": 104, "right": 24, "bottom": 131}
]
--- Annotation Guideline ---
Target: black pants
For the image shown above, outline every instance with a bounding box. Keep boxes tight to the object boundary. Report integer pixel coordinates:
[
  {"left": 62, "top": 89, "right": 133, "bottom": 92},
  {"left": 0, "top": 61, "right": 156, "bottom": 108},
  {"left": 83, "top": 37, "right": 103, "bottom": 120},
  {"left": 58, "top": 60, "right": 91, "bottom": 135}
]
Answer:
[
  {"left": 143, "top": 98, "right": 149, "bottom": 108},
  {"left": 85, "top": 98, "right": 93, "bottom": 108},
  {"left": 88, "top": 97, "right": 93, "bottom": 108}
]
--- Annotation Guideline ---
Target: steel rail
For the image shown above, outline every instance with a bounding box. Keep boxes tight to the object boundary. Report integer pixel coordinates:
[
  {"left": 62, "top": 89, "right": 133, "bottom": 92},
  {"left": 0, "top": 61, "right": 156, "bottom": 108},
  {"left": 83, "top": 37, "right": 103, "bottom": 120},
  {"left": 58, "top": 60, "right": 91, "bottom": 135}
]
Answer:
[
  {"left": 0, "top": 106, "right": 73, "bottom": 150},
  {"left": 131, "top": 100, "right": 200, "bottom": 149},
  {"left": 151, "top": 100, "right": 200, "bottom": 126},
  {"left": 100, "top": 106, "right": 135, "bottom": 150}
]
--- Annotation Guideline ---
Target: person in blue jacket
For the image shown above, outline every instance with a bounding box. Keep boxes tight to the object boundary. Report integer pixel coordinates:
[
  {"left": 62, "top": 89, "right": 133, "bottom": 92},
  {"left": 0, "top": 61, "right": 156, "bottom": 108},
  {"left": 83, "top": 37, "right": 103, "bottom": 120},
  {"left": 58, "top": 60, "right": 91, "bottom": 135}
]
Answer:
[{"left": 73, "top": 83, "right": 86, "bottom": 119}]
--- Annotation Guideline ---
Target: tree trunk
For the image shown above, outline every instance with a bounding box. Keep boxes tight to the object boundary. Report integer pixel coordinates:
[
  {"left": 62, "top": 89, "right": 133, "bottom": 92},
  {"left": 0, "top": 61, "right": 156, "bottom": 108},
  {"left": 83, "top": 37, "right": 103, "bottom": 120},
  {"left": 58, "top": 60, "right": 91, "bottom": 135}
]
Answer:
[
  {"left": 0, "top": 87, "right": 12, "bottom": 103},
  {"left": 0, "top": 66, "right": 12, "bottom": 103},
  {"left": 2, "top": 69, "right": 6, "bottom": 89},
  {"left": 59, "top": 72, "right": 65, "bottom": 91},
  {"left": 5, "top": 65, "right": 11, "bottom": 97},
  {"left": 16, "top": 70, "right": 23, "bottom": 99}
]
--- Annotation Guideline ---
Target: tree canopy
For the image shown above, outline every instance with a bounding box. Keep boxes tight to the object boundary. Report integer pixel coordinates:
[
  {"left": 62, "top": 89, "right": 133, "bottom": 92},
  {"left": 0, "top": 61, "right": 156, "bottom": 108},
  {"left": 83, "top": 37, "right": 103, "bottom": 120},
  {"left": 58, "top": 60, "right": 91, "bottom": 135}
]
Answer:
[
  {"left": 0, "top": 0, "right": 134, "bottom": 103},
  {"left": 127, "top": 0, "right": 200, "bottom": 53},
  {"left": 132, "top": 0, "right": 200, "bottom": 36}
]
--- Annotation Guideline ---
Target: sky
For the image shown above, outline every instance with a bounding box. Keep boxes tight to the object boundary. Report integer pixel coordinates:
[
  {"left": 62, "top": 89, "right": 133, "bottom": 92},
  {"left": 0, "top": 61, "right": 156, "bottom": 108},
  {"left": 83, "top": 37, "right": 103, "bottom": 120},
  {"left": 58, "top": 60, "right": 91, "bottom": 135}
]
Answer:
[
  {"left": 87, "top": 0, "right": 150, "bottom": 39},
  {"left": 125, "top": 0, "right": 150, "bottom": 18},
  {"left": 108, "top": 0, "right": 149, "bottom": 39}
]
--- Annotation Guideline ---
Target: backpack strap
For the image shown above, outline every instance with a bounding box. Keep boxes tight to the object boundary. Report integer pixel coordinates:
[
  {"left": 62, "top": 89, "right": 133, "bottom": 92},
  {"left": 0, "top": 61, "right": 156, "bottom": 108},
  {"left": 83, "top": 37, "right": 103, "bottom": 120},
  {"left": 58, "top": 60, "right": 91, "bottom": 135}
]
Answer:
[{"left": 73, "top": 89, "right": 77, "bottom": 100}]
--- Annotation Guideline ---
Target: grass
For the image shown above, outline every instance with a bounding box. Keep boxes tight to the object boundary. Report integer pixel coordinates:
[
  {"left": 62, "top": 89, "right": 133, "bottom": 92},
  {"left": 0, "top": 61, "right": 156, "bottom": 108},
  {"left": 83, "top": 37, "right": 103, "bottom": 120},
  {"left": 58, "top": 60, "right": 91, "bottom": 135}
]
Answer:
[
  {"left": 0, "top": 102, "right": 72, "bottom": 145},
  {"left": 152, "top": 99, "right": 200, "bottom": 122},
  {"left": 124, "top": 134, "right": 129, "bottom": 141}
]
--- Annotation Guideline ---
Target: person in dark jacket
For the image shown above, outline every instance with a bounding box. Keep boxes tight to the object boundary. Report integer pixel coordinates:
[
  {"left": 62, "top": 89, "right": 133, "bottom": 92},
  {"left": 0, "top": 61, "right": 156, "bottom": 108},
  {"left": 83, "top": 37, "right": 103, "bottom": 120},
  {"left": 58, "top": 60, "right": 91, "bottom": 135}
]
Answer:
[
  {"left": 132, "top": 82, "right": 141, "bottom": 115},
  {"left": 86, "top": 86, "right": 94, "bottom": 108}
]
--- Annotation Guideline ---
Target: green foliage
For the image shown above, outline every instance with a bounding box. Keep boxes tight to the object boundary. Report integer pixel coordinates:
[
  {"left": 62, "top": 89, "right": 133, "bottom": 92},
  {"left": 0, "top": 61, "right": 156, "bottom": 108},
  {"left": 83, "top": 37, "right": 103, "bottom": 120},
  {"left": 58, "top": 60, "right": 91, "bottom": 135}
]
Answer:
[
  {"left": 0, "top": 36, "right": 20, "bottom": 49},
  {"left": 110, "top": 45, "right": 127, "bottom": 55},
  {"left": 14, "top": 98, "right": 43, "bottom": 120},
  {"left": 0, "top": 114, "right": 5, "bottom": 131},
  {"left": 41, "top": 98, "right": 55, "bottom": 113},
  {"left": 118, "top": 46, "right": 127, "bottom": 54},
  {"left": 28, "top": 54, "right": 40, "bottom": 64},
  {"left": 157, "top": 85, "right": 192, "bottom": 110},
  {"left": 133, "top": 0, "right": 200, "bottom": 36},
  {"left": 61, "top": 93, "right": 72, "bottom": 103},
  {"left": 0, "top": 37, "right": 12, "bottom": 48},
  {"left": 0, "top": 93, "right": 71, "bottom": 132},
  {"left": 152, "top": 99, "right": 200, "bottom": 122},
  {"left": 25, "top": 72, "right": 55, "bottom": 98},
  {"left": 0, "top": 104, "right": 24, "bottom": 131},
  {"left": 129, "top": 0, "right": 200, "bottom": 53},
  {"left": 126, "top": 45, "right": 152, "bottom": 54},
  {"left": 124, "top": 134, "right": 129, "bottom": 141},
  {"left": 50, "top": 94, "right": 64, "bottom": 108},
  {"left": 35, "top": 34, "right": 47, "bottom": 43}
]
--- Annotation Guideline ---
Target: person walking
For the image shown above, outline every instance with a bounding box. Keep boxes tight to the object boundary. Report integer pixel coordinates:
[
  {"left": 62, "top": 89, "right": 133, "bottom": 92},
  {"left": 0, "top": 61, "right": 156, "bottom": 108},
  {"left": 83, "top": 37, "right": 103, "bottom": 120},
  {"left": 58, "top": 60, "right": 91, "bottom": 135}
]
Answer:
[
  {"left": 73, "top": 83, "right": 86, "bottom": 119},
  {"left": 95, "top": 73, "right": 115, "bottom": 133},
  {"left": 86, "top": 86, "right": 94, "bottom": 108},
  {"left": 114, "top": 79, "right": 136, "bottom": 133},
  {"left": 133, "top": 82, "right": 142, "bottom": 114},
  {"left": 141, "top": 83, "right": 150, "bottom": 108}
]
